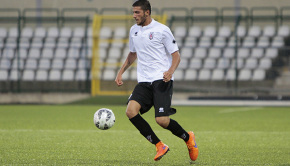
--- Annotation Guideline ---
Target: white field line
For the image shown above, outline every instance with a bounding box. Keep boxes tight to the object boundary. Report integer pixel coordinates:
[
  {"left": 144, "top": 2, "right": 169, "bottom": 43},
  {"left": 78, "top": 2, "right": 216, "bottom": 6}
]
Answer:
[{"left": 218, "top": 107, "right": 264, "bottom": 114}]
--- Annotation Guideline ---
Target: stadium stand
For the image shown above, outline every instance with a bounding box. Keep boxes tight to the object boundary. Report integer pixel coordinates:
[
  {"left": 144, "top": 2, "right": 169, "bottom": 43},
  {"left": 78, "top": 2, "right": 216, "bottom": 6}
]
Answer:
[{"left": 0, "top": 7, "right": 289, "bottom": 95}]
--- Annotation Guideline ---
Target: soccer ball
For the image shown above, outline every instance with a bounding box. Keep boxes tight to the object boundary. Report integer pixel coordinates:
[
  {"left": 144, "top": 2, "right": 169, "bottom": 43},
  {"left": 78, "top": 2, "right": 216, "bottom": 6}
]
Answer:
[{"left": 94, "top": 108, "right": 115, "bottom": 130}]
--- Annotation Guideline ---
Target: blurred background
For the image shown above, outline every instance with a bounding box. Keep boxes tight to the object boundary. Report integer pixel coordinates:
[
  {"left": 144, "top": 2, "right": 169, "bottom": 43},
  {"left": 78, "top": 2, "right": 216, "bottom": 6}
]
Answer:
[{"left": 0, "top": 0, "right": 290, "bottom": 104}]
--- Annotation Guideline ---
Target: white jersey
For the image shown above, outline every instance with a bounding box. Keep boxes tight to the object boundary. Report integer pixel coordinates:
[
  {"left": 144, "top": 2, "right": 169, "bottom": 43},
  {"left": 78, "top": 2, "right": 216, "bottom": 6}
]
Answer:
[{"left": 129, "top": 19, "right": 179, "bottom": 82}]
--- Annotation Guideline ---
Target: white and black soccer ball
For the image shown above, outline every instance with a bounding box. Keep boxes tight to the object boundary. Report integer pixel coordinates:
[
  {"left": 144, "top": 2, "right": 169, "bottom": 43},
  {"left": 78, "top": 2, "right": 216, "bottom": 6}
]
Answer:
[{"left": 94, "top": 108, "right": 115, "bottom": 130}]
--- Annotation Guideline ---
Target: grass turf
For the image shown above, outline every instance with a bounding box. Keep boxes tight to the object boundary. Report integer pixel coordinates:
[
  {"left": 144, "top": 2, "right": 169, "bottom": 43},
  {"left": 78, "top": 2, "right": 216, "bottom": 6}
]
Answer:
[{"left": 0, "top": 105, "right": 289, "bottom": 165}]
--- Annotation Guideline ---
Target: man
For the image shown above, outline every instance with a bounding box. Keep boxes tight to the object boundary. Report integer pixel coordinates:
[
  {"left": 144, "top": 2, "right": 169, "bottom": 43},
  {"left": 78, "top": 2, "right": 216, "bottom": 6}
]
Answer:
[{"left": 115, "top": 0, "right": 198, "bottom": 161}]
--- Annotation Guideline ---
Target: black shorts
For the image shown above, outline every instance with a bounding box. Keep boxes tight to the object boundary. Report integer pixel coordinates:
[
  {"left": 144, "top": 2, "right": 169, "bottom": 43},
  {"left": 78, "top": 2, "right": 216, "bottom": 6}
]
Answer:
[{"left": 128, "top": 79, "right": 176, "bottom": 117}]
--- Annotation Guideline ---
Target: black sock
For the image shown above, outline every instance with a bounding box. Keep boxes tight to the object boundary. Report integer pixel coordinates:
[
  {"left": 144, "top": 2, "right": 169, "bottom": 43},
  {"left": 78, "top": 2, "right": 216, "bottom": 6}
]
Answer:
[
  {"left": 166, "top": 119, "right": 189, "bottom": 142},
  {"left": 129, "top": 114, "right": 160, "bottom": 145}
]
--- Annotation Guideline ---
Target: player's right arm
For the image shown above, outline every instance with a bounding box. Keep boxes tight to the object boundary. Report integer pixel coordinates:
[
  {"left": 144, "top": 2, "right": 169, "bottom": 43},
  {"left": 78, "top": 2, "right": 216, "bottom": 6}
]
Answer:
[{"left": 115, "top": 52, "right": 137, "bottom": 86}]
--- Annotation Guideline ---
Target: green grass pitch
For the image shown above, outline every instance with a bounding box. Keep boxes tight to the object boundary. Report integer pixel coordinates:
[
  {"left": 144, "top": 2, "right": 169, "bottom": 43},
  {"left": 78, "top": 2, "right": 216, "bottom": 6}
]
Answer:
[{"left": 0, "top": 105, "right": 289, "bottom": 165}]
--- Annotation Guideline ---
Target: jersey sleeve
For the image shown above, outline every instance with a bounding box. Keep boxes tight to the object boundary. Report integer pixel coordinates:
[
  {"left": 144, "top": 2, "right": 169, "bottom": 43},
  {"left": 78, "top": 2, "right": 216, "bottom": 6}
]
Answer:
[
  {"left": 162, "top": 27, "right": 179, "bottom": 54},
  {"left": 129, "top": 26, "right": 136, "bottom": 53}
]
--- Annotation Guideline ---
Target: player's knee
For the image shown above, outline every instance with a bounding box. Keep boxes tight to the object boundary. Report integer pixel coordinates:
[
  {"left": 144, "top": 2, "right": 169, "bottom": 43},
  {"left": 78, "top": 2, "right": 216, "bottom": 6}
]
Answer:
[
  {"left": 155, "top": 116, "right": 170, "bottom": 128},
  {"left": 126, "top": 108, "right": 138, "bottom": 119}
]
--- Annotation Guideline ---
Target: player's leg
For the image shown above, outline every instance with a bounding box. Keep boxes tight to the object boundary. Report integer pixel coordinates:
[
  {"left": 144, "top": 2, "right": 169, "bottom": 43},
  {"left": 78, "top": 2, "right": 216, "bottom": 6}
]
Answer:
[{"left": 153, "top": 80, "right": 198, "bottom": 161}]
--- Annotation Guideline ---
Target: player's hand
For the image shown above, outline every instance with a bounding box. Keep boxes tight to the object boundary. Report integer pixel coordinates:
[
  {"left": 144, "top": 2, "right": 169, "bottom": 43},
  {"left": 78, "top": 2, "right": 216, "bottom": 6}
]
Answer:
[
  {"left": 115, "top": 75, "right": 123, "bottom": 86},
  {"left": 163, "top": 71, "right": 172, "bottom": 82}
]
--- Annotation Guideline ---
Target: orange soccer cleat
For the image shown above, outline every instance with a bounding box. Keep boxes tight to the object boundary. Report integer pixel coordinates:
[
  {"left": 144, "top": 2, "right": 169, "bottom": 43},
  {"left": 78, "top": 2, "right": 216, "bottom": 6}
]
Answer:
[
  {"left": 154, "top": 141, "right": 170, "bottom": 161},
  {"left": 186, "top": 131, "right": 199, "bottom": 161}
]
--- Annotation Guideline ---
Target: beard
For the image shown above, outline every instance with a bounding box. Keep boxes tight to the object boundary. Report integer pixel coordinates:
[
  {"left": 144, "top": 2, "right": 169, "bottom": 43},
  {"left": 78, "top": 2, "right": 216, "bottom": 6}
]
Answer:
[{"left": 137, "top": 14, "right": 147, "bottom": 26}]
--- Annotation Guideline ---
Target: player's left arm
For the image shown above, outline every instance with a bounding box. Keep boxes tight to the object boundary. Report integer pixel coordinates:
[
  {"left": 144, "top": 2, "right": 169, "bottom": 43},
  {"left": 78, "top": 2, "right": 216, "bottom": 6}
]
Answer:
[{"left": 163, "top": 51, "right": 180, "bottom": 82}]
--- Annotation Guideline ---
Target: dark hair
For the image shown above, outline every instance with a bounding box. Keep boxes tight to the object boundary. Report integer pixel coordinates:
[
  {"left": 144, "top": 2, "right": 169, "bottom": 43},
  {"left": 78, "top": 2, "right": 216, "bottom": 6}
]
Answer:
[{"left": 132, "top": 0, "right": 151, "bottom": 15}]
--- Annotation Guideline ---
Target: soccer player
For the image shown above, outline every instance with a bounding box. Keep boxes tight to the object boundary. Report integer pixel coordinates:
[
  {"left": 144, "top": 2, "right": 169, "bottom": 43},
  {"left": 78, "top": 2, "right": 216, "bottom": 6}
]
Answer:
[{"left": 115, "top": 0, "right": 198, "bottom": 161}]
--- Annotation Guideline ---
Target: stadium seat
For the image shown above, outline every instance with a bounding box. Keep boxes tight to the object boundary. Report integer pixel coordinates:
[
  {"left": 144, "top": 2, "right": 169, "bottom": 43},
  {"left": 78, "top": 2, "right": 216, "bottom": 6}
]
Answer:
[
  {"left": 47, "top": 27, "right": 59, "bottom": 38},
  {"left": 60, "top": 27, "right": 72, "bottom": 38},
  {"left": 218, "top": 26, "right": 231, "bottom": 37},
  {"left": 105, "top": 58, "right": 118, "bottom": 69},
  {"left": 184, "top": 69, "right": 197, "bottom": 80},
  {"left": 51, "top": 59, "right": 64, "bottom": 69},
  {"left": 242, "top": 36, "right": 255, "bottom": 48},
  {"left": 0, "top": 59, "right": 11, "bottom": 69},
  {"left": 44, "top": 37, "right": 56, "bottom": 48},
  {"left": 173, "top": 69, "right": 184, "bottom": 81},
  {"left": 19, "top": 38, "right": 30, "bottom": 48},
  {"left": 180, "top": 47, "right": 193, "bottom": 59},
  {"left": 175, "top": 37, "right": 183, "bottom": 48},
  {"left": 188, "top": 26, "right": 202, "bottom": 37},
  {"left": 174, "top": 26, "right": 187, "bottom": 38},
  {"left": 22, "top": 69, "right": 35, "bottom": 81},
  {"left": 77, "top": 59, "right": 90, "bottom": 69},
  {"left": 8, "top": 27, "right": 18, "bottom": 38},
  {"left": 227, "top": 36, "right": 241, "bottom": 47},
  {"left": 263, "top": 26, "right": 275, "bottom": 37},
  {"left": 223, "top": 47, "right": 235, "bottom": 59},
  {"left": 99, "top": 27, "right": 112, "bottom": 48},
  {"left": 28, "top": 48, "right": 41, "bottom": 59},
  {"left": 265, "top": 47, "right": 278, "bottom": 59},
  {"left": 31, "top": 38, "right": 43, "bottom": 48},
  {"left": 0, "top": 27, "right": 7, "bottom": 38},
  {"left": 0, "top": 38, "right": 4, "bottom": 48},
  {"left": 130, "top": 69, "right": 137, "bottom": 80},
  {"left": 49, "top": 70, "right": 61, "bottom": 81},
  {"left": 250, "top": 48, "right": 264, "bottom": 59},
  {"left": 108, "top": 47, "right": 122, "bottom": 59},
  {"left": 225, "top": 69, "right": 237, "bottom": 81},
  {"left": 238, "top": 69, "right": 252, "bottom": 81},
  {"left": 203, "top": 26, "right": 216, "bottom": 37},
  {"left": 73, "top": 27, "right": 85, "bottom": 38},
  {"left": 99, "top": 48, "right": 107, "bottom": 60},
  {"left": 21, "top": 27, "right": 33, "bottom": 38},
  {"left": 183, "top": 37, "right": 197, "bottom": 47},
  {"left": 67, "top": 47, "right": 80, "bottom": 59},
  {"left": 199, "top": 36, "right": 211, "bottom": 48},
  {"left": 54, "top": 48, "right": 67, "bottom": 59},
  {"left": 25, "top": 59, "right": 38, "bottom": 70},
  {"left": 113, "top": 27, "right": 127, "bottom": 38},
  {"left": 5, "top": 38, "right": 17, "bottom": 49},
  {"left": 75, "top": 69, "right": 87, "bottom": 81},
  {"left": 237, "top": 26, "right": 246, "bottom": 37},
  {"left": 252, "top": 69, "right": 265, "bottom": 81},
  {"left": 257, "top": 36, "right": 270, "bottom": 48},
  {"left": 64, "top": 59, "right": 77, "bottom": 70},
  {"left": 2, "top": 48, "right": 15, "bottom": 60},
  {"left": 34, "top": 27, "right": 46, "bottom": 38},
  {"left": 102, "top": 69, "right": 116, "bottom": 80},
  {"left": 237, "top": 48, "right": 250, "bottom": 59},
  {"left": 230, "top": 58, "right": 244, "bottom": 69},
  {"left": 11, "top": 59, "right": 24, "bottom": 69},
  {"left": 248, "top": 26, "right": 261, "bottom": 37},
  {"left": 213, "top": 36, "right": 226, "bottom": 48},
  {"left": 216, "top": 58, "right": 230, "bottom": 69},
  {"left": 19, "top": 48, "right": 28, "bottom": 59},
  {"left": 35, "top": 70, "right": 48, "bottom": 81},
  {"left": 211, "top": 69, "right": 224, "bottom": 80},
  {"left": 244, "top": 58, "right": 258, "bottom": 69},
  {"left": 9, "top": 69, "right": 21, "bottom": 81},
  {"left": 194, "top": 47, "right": 207, "bottom": 59},
  {"left": 188, "top": 58, "right": 202, "bottom": 69},
  {"left": 259, "top": 58, "right": 272, "bottom": 69},
  {"left": 57, "top": 38, "right": 69, "bottom": 48},
  {"left": 208, "top": 48, "right": 221, "bottom": 59},
  {"left": 38, "top": 59, "right": 51, "bottom": 70},
  {"left": 198, "top": 69, "right": 211, "bottom": 80},
  {"left": 203, "top": 58, "right": 216, "bottom": 69},
  {"left": 62, "top": 70, "right": 74, "bottom": 81},
  {"left": 179, "top": 58, "right": 188, "bottom": 69},
  {"left": 271, "top": 36, "right": 284, "bottom": 47},
  {"left": 70, "top": 37, "right": 82, "bottom": 49},
  {"left": 0, "top": 70, "right": 8, "bottom": 80},
  {"left": 277, "top": 25, "right": 289, "bottom": 37}
]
